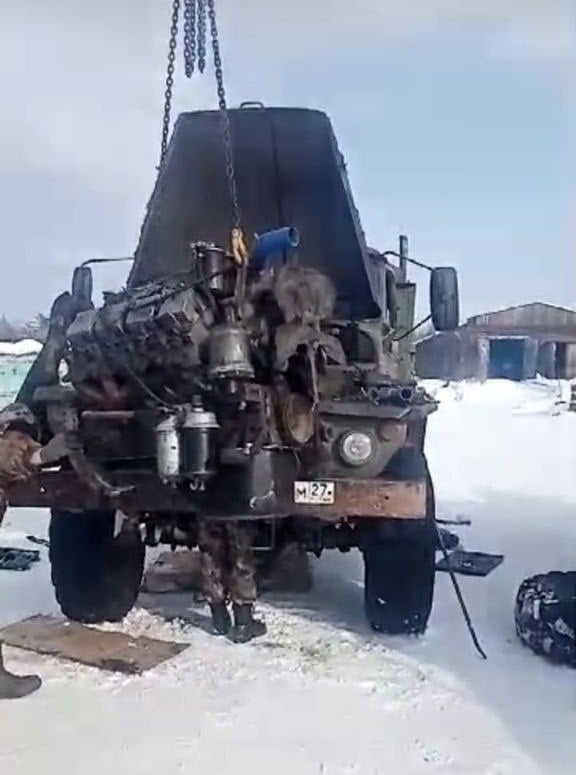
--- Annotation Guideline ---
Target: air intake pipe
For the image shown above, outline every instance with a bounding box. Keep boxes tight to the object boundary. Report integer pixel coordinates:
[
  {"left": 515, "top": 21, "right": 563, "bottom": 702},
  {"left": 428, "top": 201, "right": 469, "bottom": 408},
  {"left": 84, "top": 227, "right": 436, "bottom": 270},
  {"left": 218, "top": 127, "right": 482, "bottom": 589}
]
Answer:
[{"left": 250, "top": 226, "right": 300, "bottom": 270}]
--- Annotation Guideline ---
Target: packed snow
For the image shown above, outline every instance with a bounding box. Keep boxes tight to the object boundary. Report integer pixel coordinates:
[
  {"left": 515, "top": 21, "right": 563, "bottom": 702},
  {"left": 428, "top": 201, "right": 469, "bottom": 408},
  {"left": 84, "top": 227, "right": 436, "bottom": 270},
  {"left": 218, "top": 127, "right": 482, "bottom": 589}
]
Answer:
[
  {"left": 0, "top": 341, "right": 41, "bottom": 404},
  {"left": 1, "top": 378, "right": 576, "bottom": 774},
  {"left": 0, "top": 339, "right": 42, "bottom": 357}
]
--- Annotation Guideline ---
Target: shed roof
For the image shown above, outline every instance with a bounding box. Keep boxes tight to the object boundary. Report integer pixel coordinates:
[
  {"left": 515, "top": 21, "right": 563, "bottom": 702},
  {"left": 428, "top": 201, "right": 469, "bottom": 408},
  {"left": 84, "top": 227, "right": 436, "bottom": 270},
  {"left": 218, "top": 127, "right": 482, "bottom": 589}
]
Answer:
[{"left": 466, "top": 302, "right": 576, "bottom": 330}]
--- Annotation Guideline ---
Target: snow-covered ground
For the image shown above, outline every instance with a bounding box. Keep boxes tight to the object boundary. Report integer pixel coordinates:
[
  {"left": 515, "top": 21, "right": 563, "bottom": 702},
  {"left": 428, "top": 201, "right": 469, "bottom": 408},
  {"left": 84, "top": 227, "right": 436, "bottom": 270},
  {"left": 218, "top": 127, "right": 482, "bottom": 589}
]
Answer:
[
  {"left": 0, "top": 341, "right": 41, "bottom": 404},
  {"left": 1, "top": 378, "right": 576, "bottom": 774},
  {"left": 0, "top": 339, "right": 42, "bottom": 357}
]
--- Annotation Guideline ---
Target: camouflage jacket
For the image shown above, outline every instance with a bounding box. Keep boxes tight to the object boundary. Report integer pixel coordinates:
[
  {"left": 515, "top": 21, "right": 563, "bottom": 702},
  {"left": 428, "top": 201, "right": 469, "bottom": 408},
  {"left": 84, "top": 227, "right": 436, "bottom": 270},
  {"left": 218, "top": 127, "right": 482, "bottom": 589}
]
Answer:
[{"left": 0, "top": 403, "right": 40, "bottom": 523}]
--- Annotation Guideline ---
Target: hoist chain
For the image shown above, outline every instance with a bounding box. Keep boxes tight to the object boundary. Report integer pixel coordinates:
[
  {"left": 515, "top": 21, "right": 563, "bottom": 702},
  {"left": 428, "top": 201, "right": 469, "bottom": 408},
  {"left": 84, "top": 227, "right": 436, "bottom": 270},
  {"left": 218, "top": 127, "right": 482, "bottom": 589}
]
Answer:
[
  {"left": 158, "top": 0, "right": 241, "bottom": 230},
  {"left": 197, "top": 0, "right": 207, "bottom": 73},
  {"left": 207, "top": 0, "right": 241, "bottom": 229},
  {"left": 183, "top": 0, "right": 197, "bottom": 77},
  {"left": 183, "top": 0, "right": 207, "bottom": 77},
  {"left": 160, "top": 0, "right": 181, "bottom": 167}
]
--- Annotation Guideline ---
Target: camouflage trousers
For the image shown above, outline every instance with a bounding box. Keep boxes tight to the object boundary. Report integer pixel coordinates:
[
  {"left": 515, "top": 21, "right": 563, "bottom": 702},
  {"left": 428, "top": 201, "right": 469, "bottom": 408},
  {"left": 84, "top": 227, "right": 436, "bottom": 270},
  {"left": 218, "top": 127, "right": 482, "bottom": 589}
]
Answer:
[
  {"left": 0, "top": 425, "right": 41, "bottom": 528},
  {"left": 197, "top": 519, "right": 257, "bottom": 605}
]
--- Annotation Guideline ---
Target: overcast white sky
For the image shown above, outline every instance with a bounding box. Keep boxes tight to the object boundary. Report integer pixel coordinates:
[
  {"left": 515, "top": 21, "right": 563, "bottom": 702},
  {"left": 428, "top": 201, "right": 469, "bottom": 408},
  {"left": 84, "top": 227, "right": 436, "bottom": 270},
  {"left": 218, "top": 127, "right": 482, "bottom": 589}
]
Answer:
[{"left": 0, "top": 0, "right": 574, "bottom": 320}]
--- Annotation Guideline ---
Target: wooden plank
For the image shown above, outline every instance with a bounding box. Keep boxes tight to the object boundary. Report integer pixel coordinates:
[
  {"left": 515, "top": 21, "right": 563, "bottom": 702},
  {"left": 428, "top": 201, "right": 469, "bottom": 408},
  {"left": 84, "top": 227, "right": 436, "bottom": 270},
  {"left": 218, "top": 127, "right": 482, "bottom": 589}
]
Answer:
[{"left": 0, "top": 615, "right": 189, "bottom": 675}]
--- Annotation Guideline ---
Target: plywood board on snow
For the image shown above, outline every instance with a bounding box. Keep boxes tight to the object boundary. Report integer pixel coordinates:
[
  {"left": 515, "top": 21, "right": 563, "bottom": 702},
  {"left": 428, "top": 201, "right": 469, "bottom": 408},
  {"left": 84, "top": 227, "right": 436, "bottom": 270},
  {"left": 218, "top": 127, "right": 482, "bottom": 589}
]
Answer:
[{"left": 0, "top": 614, "right": 189, "bottom": 674}]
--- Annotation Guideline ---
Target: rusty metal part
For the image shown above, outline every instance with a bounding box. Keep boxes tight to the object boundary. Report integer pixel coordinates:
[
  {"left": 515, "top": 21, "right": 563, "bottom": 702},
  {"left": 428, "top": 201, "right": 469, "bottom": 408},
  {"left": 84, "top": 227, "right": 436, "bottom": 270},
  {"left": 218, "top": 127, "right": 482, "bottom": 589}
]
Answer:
[
  {"left": 5, "top": 470, "right": 207, "bottom": 513},
  {"left": 6, "top": 469, "right": 426, "bottom": 521},
  {"left": 290, "top": 479, "right": 426, "bottom": 520},
  {"left": 376, "top": 421, "right": 407, "bottom": 445},
  {"left": 32, "top": 385, "right": 77, "bottom": 404},
  {"left": 80, "top": 411, "right": 136, "bottom": 421},
  {"left": 45, "top": 404, "right": 133, "bottom": 499},
  {"left": 319, "top": 399, "right": 411, "bottom": 420},
  {"left": 77, "top": 378, "right": 129, "bottom": 410},
  {"left": 99, "top": 377, "right": 130, "bottom": 409},
  {"left": 281, "top": 393, "right": 315, "bottom": 445}
]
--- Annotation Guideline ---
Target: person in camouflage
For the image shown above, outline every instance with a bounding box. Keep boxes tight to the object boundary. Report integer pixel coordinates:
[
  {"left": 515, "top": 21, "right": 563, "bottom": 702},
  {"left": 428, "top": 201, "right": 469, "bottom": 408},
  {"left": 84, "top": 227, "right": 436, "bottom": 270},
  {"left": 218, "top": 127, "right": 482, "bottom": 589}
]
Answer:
[
  {"left": 0, "top": 403, "right": 43, "bottom": 698},
  {"left": 197, "top": 518, "right": 266, "bottom": 643}
]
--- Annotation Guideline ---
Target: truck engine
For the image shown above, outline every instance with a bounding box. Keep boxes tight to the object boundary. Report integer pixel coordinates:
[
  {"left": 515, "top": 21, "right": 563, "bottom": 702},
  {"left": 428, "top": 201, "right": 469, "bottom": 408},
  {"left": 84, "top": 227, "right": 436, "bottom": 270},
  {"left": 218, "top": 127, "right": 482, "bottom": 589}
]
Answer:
[
  {"left": 56, "top": 230, "right": 436, "bottom": 501},
  {"left": 64, "top": 237, "right": 354, "bottom": 487}
]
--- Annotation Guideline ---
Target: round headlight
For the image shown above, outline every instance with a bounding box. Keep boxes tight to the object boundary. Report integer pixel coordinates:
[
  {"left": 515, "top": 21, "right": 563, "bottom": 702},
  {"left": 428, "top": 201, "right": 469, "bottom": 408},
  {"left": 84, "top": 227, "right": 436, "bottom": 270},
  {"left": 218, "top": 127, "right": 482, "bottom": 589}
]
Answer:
[{"left": 338, "top": 431, "right": 375, "bottom": 467}]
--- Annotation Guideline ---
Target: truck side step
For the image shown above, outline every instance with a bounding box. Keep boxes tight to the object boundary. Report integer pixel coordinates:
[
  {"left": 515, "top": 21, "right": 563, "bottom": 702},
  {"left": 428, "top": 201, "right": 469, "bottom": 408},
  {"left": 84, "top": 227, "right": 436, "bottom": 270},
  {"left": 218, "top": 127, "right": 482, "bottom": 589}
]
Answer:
[{"left": 436, "top": 549, "right": 504, "bottom": 577}]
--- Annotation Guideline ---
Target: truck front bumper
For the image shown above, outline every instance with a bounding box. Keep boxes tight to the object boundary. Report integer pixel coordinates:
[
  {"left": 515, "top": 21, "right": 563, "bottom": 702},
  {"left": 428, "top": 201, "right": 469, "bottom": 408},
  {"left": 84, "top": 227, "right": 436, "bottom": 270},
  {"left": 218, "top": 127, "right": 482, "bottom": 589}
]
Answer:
[{"left": 6, "top": 470, "right": 427, "bottom": 522}]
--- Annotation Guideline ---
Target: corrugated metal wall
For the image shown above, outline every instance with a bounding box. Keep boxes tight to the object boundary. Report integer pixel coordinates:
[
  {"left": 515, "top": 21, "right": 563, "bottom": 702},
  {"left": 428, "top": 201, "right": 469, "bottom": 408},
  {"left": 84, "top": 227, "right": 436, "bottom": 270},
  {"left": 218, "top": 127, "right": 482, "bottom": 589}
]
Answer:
[
  {"left": 566, "top": 344, "right": 576, "bottom": 379},
  {"left": 415, "top": 331, "right": 479, "bottom": 380}
]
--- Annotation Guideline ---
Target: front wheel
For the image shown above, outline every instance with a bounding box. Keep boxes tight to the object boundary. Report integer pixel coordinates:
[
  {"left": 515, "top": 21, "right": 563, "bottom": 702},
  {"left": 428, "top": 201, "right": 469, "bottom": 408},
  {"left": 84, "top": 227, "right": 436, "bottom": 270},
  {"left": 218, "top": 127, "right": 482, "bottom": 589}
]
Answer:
[
  {"left": 49, "top": 509, "right": 145, "bottom": 624},
  {"left": 362, "top": 449, "right": 436, "bottom": 635}
]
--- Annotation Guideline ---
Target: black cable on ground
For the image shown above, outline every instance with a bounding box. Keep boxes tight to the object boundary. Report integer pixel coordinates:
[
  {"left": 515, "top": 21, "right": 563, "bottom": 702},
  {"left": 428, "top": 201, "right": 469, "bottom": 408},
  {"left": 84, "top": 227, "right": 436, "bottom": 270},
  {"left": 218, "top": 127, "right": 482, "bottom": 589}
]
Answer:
[{"left": 434, "top": 520, "right": 488, "bottom": 660}]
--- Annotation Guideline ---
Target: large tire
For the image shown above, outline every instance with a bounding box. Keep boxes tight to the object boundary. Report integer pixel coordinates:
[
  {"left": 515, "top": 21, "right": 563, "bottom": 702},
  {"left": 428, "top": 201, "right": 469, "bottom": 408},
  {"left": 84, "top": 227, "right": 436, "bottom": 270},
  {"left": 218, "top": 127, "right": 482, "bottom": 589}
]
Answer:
[
  {"left": 49, "top": 509, "right": 145, "bottom": 624},
  {"left": 430, "top": 266, "right": 459, "bottom": 332},
  {"left": 514, "top": 572, "right": 576, "bottom": 667},
  {"left": 363, "top": 448, "right": 436, "bottom": 635}
]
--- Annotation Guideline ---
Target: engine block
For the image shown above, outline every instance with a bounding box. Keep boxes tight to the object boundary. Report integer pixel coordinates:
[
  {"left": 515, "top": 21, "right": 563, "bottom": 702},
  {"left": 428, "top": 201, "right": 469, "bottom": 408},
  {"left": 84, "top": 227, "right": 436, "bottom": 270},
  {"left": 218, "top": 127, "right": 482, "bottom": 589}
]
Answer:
[{"left": 66, "top": 277, "right": 214, "bottom": 393}]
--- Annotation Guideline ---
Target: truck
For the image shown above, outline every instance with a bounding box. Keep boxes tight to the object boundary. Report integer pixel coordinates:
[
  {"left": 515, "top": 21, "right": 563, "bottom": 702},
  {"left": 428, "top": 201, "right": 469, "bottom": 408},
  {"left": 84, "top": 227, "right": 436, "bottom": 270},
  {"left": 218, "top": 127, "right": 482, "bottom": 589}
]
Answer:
[{"left": 6, "top": 105, "right": 460, "bottom": 636}]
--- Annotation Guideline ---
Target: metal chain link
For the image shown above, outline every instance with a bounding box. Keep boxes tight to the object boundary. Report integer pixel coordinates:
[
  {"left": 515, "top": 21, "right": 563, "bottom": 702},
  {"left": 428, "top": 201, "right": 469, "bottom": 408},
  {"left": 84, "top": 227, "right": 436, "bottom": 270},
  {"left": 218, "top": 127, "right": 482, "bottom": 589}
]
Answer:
[
  {"left": 160, "top": 0, "right": 181, "bottom": 167},
  {"left": 197, "top": 0, "right": 207, "bottom": 73},
  {"left": 183, "top": 0, "right": 196, "bottom": 77},
  {"left": 207, "top": 0, "right": 241, "bottom": 228},
  {"left": 158, "top": 0, "right": 240, "bottom": 229}
]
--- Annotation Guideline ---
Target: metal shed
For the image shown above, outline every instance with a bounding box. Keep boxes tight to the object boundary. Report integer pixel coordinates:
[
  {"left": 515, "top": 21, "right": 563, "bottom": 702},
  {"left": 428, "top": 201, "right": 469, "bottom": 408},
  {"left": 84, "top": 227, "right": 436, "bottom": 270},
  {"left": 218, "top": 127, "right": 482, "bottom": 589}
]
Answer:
[{"left": 415, "top": 303, "right": 576, "bottom": 381}]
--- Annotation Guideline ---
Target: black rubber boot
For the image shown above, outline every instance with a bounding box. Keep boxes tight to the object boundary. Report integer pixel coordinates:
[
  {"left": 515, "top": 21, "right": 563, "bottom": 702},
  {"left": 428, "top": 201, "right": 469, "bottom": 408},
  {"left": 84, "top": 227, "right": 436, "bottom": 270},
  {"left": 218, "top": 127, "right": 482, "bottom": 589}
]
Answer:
[
  {"left": 209, "top": 602, "right": 232, "bottom": 636},
  {"left": 230, "top": 604, "right": 267, "bottom": 643},
  {"left": 0, "top": 644, "right": 41, "bottom": 700}
]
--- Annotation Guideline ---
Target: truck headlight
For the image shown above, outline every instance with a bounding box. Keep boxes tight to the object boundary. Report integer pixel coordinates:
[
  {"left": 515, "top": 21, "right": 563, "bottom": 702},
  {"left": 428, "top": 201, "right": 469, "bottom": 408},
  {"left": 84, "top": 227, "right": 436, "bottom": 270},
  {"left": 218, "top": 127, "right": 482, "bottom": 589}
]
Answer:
[{"left": 338, "top": 431, "right": 375, "bottom": 467}]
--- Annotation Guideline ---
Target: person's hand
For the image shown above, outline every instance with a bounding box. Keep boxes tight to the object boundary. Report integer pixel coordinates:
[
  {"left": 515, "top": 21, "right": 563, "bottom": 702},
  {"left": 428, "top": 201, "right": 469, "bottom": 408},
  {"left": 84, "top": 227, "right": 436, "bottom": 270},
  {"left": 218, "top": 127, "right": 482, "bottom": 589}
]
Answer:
[
  {"left": 0, "top": 431, "right": 41, "bottom": 482},
  {"left": 0, "top": 430, "right": 41, "bottom": 528}
]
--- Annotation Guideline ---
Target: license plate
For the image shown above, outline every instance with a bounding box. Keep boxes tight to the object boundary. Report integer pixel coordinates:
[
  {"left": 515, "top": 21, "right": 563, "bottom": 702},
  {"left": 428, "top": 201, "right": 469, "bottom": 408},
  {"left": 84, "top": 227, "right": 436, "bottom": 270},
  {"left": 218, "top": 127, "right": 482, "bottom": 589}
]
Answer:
[{"left": 294, "top": 480, "right": 335, "bottom": 505}]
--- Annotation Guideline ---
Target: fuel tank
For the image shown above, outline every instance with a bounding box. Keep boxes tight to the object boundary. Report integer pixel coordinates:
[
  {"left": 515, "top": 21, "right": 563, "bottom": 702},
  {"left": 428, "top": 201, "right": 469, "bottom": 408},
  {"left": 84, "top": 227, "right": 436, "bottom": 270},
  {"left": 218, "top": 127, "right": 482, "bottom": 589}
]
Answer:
[{"left": 130, "top": 106, "right": 381, "bottom": 321}]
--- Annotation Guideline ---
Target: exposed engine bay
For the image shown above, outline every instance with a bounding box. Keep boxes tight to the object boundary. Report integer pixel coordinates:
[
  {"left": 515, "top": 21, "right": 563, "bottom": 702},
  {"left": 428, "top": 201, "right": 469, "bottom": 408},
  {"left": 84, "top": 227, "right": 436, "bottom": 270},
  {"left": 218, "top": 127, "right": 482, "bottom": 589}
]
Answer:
[
  {"left": 33, "top": 234, "right": 435, "bottom": 514},
  {"left": 10, "top": 106, "right": 458, "bottom": 529}
]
